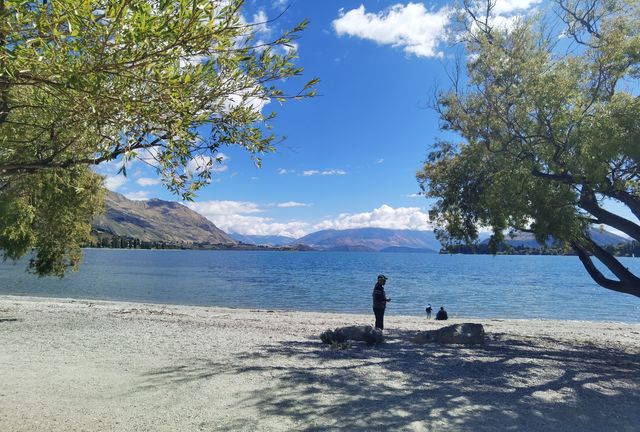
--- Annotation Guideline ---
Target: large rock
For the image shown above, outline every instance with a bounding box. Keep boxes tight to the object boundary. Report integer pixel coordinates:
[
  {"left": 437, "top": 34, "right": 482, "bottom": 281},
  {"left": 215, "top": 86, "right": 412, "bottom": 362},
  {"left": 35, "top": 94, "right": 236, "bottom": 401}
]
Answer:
[
  {"left": 320, "top": 325, "right": 384, "bottom": 345},
  {"left": 412, "top": 323, "right": 485, "bottom": 345}
]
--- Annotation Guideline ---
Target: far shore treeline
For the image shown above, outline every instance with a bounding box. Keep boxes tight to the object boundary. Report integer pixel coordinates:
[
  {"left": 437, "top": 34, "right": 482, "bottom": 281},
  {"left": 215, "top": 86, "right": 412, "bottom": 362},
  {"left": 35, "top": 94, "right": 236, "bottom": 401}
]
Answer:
[
  {"left": 87, "top": 231, "right": 313, "bottom": 252},
  {"left": 444, "top": 242, "right": 640, "bottom": 258},
  {"left": 86, "top": 230, "right": 639, "bottom": 258}
]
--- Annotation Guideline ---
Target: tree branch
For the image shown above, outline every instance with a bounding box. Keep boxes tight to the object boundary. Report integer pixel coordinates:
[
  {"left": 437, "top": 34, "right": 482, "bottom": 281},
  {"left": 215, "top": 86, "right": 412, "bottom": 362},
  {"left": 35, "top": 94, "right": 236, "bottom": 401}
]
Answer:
[
  {"left": 579, "top": 188, "right": 640, "bottom": 242},
  {"left": 571, "top": 240, "right": 640, "bottom": 297}
]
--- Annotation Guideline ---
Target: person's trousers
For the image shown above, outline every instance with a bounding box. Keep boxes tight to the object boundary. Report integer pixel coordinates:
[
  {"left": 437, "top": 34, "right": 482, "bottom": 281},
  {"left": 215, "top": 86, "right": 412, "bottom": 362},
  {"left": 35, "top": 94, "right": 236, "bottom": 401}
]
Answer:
[{"left": 373, "top": 307, "right": 385, "bottom": 330}]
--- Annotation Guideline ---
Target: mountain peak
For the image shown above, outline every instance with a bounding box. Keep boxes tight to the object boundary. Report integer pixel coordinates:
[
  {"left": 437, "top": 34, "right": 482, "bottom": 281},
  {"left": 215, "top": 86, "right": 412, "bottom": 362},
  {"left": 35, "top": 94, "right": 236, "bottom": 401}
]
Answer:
[
  {"left": 94, "top": 190, "right": 235, "bottom": 245},
  {"left": 296, "top": 227, "right": 441, "bottom": 252}
]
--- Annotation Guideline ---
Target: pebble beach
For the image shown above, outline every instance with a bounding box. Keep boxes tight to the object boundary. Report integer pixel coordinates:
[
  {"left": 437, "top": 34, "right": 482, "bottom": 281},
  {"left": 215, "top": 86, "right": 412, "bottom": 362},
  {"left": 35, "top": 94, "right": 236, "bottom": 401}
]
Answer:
[{"left": 1, "top": 295, "right": 639, "bottom": 431}]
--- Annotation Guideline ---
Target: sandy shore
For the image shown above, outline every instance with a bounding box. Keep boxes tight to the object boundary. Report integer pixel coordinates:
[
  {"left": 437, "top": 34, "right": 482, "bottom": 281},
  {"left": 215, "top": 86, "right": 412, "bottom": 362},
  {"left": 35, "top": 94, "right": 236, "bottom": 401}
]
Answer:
[{"left": 1, "top": 296, "right": 639, "bottom": 432}]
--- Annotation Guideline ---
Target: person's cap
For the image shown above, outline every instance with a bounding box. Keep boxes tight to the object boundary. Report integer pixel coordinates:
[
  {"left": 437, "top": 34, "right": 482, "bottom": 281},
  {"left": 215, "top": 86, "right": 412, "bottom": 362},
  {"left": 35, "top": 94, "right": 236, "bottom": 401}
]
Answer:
[{"left": 377, "top": 274, "right": 387, "bottom": 280}]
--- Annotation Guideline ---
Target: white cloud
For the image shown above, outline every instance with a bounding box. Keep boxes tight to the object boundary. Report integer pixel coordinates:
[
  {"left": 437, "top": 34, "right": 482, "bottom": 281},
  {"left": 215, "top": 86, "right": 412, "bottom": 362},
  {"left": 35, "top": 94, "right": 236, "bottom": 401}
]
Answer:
[
  {"left": 186, "top": 200, "right": 310, "bottom": 238},
  {"left": 185, "top": 201, "right": 434, "bottom": 238},
  {"left": 302, "top": 169, "right": 347, "bottom": 176},
  {"left": 493, "top": 0, "right": 542, "bottom": 15},
  {"left": 277, "top": 201, "right": 312, "bottom": 208},
  {"left": 284, "top": 41, "right": 298, "bottom": 54},
  {"left": 136, "top": 146, "right": 163, "bottom": 169},
  {"left": 104, "top": 175, "right": 127, "bottom": 191},
  {"left": 187, "top": 200, "right": 262, "bottom": 216},
  {"left": 223, "top": 87, "right": 270, "bottom": 114},
  {"left": 464, "top": 0, "right": 541, "bottom": 33},
  {"left": 333, "top": 3, "right": 450, "bottom": 58},
  {"left": 277, "top": 168, "right": 295, "bottom": 175},
  {"left": 186, "top": 153, "right": 229, "bottom": 175},
  {"left": 230, "top": 218, "right": 310, "bottom": 238},
  {"left": 376, "top": 158, "right": 384, "bottom": 164},
  {"left": 179, "top": 54, "right": 207, "bottom": 68},
  {"left": 125, "top": 191, "right": 151, "bottom": 201},
  {"left": 252, "top": 10, "right": 271, "bottom": 37},
  {"left": 94, "top": 158, "right": 123, "bottom": 176},
  {"left": 136, "top": 177, "right": 161, "bottom": 187},
  {"left": 314, "top": 205, "right": 433, "bottom": 231}
]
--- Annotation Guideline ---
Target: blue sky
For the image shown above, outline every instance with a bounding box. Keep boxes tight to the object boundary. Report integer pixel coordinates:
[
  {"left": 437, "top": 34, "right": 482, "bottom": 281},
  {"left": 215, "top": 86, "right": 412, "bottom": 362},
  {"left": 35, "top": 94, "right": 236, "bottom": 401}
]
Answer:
[{"left": 99, "top": 0, "right": 609, "bottom": 238}]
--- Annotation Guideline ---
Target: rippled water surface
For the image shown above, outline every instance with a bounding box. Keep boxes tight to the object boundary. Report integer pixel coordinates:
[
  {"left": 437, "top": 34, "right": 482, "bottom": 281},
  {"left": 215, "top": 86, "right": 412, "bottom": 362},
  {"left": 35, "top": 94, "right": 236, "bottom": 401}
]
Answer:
[{"left": 1, "top": 249, "right": 639, "bottom": 322}]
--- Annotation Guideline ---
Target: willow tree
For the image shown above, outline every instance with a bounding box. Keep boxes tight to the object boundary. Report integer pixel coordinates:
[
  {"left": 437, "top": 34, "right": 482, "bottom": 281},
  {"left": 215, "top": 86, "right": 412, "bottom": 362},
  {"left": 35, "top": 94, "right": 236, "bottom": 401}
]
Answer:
[
  {"left": 418, "top": 0, "right": 640, "bottom": 297},
  {"left": 0, "top": 0, "right": 317, "bottom": 276}
]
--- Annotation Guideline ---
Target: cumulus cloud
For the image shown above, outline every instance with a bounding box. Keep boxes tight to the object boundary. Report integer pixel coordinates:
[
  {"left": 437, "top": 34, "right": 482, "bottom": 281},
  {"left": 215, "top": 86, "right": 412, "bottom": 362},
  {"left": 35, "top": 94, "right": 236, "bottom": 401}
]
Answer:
[
  {"left": 252, "top": 10, "right": 272, "bottom": 37},
  {"left": 314, "top": 205, "right": 433, "bottom": 231},
  {"left": 333, "top": 1, "right": 543, "bottom": 56},
  {"left": 187, "top": 200, "right": 262, "bottom": 216},
  {"left": 136, "top": 146, "right": 163, "bottom": 169},
  {"left": 493, "top": 0, "right": 542, "bottom": 15},
  {"left": 465, "top": 0, "right": 542, "bottom": 32},
  {"left": 136, "top": 177, "right": 161, "bottom": 187},
  {"left": 223, "top": 88, "right": 270, "bottom": 114},
  {"left": 186, "top": 153, "right": 229, "bottom": 175},
  {"left": 229, "top": 218, "right": 310, "bottom": 238},
  {"left": 302, "top": 169, "right": 347, "bottom": 176},
  {"left": 277, "top": 201, "right": 312, "bottom": 208},
  {"left": 186, "top": 201, "right": 434, "bottom": 238},
  {"left": 333, "top": 3, "right": 451, "bottom": 58},
  {"left": 125, "top": 191, "right": 151, "bottom": 201},
  {"left": 104, "top": 175, "right": 127, "bottom": 191},
  {"left": 186, "top": 200, "right": 310, "bottom": 238}
]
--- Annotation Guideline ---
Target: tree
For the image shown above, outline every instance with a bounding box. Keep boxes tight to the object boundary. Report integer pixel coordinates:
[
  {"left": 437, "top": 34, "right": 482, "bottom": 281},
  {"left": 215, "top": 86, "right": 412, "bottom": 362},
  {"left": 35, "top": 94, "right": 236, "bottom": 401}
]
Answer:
[
  {"left": 417, "top": 0, "right": 640, "bottom": 297},
  {"left": 0, "top": 0, "right": 317, "bottom": 276}
]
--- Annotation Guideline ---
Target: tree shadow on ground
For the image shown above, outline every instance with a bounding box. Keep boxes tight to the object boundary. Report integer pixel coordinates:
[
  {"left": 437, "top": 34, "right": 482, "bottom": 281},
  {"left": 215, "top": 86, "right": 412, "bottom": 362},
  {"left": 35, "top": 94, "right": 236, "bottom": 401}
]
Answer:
[{"left": 138, "top": 329, "right": 640, "bottom": 431}]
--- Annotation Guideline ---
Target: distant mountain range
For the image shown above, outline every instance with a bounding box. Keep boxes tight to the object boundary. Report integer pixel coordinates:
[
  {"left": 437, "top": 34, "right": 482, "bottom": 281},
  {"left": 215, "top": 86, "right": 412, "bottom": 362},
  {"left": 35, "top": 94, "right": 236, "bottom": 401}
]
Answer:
[
  {"left": 481, "top": 228, "right": 628, "bottom": 248},
  {"left": 93, "top": 191, "right": 236, "bottom": 245},
  {"left": 93, "top": 192, "right": 630, "bottom": 252},
  {"left": 295, "top": 228, "right": 442, "bottom": 252},
  {"left": 229, "top": 233, "right": 296, "bottom": 246}
]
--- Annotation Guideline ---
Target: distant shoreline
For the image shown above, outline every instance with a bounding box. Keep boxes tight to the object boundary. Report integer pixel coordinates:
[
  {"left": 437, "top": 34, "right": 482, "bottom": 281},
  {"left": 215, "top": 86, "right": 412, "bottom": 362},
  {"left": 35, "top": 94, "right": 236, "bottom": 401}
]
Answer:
[{"left": 1, "top": 294, "right": 638, "bottom": 325}]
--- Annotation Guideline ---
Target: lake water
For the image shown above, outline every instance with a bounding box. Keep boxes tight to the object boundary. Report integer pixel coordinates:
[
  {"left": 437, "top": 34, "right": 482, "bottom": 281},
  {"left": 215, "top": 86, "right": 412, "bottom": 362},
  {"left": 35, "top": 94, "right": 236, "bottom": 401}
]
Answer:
[{"left": 1, "top": 249, "right": 639, "bottom": 323}]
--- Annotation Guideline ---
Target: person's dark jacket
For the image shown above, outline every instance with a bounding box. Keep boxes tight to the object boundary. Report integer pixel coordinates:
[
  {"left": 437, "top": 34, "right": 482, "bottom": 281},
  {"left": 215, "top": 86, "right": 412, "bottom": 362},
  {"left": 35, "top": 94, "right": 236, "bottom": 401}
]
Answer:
[
  {"left": 435, "top": 309, "right": 448, "bottom": 320},
  {"left": 372, "top": 283, "right": 389, "bottom": 309}
]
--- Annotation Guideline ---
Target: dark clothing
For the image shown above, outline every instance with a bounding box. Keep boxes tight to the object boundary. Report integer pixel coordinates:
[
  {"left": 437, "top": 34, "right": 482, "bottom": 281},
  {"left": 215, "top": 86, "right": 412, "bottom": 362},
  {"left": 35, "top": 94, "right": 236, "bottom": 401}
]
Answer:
[
  {"left": 425, "top": 306, "right": 432, "bottom": 318},
  {"left": 372, "top": 282, "right": 388, "bottom": 309},
  {"left": 435, "top": 309, "right": 448, "bottom": 320},
  {"left": 373, "top": 307, "right": 385, "bottom": 330},
  {"left": 372, "top": 282, "right": 389, "bottom": 330}
]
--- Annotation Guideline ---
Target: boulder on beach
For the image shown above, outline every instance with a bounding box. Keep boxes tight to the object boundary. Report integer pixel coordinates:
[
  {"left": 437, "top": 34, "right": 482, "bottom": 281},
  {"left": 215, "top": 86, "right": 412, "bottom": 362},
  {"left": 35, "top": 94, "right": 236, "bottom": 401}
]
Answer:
[
  {"left": 320, "top": 325, "right": 384, "bottom": 345},
  {"left": 412, "top": 323, "right": 485, "bottom": 345}
]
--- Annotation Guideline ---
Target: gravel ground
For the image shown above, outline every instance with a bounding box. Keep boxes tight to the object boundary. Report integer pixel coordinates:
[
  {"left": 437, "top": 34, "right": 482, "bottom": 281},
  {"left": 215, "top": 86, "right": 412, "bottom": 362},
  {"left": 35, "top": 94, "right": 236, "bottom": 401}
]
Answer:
[{"left": 1, "top": 295, "right": 639, "bottom": 432}]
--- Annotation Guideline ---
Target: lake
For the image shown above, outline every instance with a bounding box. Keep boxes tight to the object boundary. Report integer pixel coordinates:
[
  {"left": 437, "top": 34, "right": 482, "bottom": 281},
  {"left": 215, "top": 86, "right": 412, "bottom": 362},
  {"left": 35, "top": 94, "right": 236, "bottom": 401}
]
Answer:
[{"left": 1, "top": 249, "right": 639, "bottom": 323}]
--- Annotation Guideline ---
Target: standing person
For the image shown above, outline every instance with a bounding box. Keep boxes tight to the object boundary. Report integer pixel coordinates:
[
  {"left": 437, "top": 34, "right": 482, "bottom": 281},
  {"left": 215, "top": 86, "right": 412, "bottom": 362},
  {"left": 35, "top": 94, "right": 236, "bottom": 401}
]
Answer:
[
  {"left": 425, "top": 304, "right": 433, "bottom": 319},
  {"left": 372, "top": 274, "right": 391, "bottom": 330},
  {"left": 435, "top": 306, "right": 448, "bottom": 321}
]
